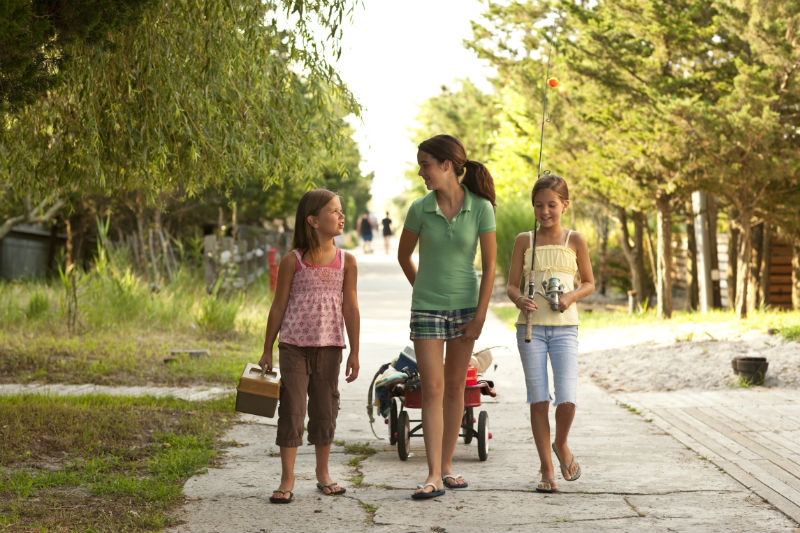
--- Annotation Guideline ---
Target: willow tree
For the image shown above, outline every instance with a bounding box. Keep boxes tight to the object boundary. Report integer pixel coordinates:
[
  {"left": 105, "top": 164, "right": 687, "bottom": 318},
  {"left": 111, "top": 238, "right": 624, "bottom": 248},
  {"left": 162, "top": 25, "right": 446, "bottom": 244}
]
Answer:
[{"left": 0, "top": 0, "right": 361, "bottom": 240}]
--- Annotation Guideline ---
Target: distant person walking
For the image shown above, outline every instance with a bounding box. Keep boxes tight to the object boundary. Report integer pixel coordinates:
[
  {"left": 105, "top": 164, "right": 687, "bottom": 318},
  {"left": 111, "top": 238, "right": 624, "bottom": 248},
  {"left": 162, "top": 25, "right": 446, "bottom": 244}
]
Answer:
[
  {"left": 505, "top": 174, "right": 594, "bottom": 493},
  {"left": 381, "top": 212, "right": 393, "bottom": 254},
  {"left": 359, "top": 211, "right": 375, "bottom": 254},
  {"left": 397, "top": 134, "right": 497, "bottom": 499},
  {"left": 258, "top": 188, "right": 360, "bottom": 504}
]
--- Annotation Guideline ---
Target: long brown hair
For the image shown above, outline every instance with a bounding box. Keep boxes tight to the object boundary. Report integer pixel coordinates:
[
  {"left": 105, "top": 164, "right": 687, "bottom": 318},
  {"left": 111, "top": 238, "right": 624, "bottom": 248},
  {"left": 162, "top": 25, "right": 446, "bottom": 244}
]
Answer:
[
  {"left": 418, "top": 134, "right": 496, "bottom": 207},
  {"left": 531, "top": 174, "right": 569, "bottom": 205},
  {"left": 292, "top": 188, "right": 338, "bottom": 253}
]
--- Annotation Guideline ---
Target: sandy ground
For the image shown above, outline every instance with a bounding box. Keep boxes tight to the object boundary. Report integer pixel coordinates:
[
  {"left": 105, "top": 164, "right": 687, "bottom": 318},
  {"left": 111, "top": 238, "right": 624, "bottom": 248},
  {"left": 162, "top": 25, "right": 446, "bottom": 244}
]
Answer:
[{"left": 578, "top": 319, "right": 800, "bottom": 392}]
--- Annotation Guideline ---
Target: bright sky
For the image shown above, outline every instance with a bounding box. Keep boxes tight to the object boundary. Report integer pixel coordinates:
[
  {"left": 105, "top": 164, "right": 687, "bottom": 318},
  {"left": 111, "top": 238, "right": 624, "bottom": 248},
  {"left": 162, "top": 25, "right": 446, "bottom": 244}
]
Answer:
[{"left": 333, "top": 1, "right": 495, "bottom": 212}]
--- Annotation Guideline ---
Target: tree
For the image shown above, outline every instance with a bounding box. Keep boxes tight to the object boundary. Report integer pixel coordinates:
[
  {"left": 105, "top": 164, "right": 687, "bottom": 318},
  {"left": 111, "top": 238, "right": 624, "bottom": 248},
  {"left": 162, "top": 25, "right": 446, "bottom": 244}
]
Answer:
[
  {"left": 0, "top": 0, "right": 155, "bottom": 113},
  {"left": 1, "top": 0, "right": 363, "bottom": 242}
]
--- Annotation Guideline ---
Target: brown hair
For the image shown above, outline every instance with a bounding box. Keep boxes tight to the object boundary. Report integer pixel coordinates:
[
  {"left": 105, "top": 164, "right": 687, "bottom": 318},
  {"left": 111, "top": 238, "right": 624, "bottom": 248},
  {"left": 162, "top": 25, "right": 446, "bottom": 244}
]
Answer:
[
  {"left": 418, "top": 134, "right": 496, "bottom": 206},
  {"left": 531, "top": 174, "right": 569, "bottom": 205},
  {"left": 292, "top": 188, "right": 338, "bottom": 253}
]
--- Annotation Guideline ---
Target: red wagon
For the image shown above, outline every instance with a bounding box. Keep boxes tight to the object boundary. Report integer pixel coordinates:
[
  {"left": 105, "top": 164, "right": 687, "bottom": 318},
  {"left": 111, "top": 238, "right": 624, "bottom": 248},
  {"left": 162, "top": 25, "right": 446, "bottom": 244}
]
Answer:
[{"left": 369, "top": 347, "right": 496, "bottom": 461}]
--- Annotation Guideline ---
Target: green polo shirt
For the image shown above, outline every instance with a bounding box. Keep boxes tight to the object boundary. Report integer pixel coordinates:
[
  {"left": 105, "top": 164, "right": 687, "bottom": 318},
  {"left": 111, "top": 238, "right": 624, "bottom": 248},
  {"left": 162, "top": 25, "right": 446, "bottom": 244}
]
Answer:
[{"left": 403, "top": 184, "right": 496, "bottom": 310}]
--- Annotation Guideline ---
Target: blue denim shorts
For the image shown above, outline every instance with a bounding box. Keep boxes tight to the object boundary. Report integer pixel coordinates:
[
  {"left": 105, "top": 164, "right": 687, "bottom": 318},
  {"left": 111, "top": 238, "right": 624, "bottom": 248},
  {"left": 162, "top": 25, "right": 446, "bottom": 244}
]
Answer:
[
  {"left": 410, "top": 307, "right": 477, "bottom": 340},
  {"left": 516, "top": 325, "right": 578, "bottom": 405}
]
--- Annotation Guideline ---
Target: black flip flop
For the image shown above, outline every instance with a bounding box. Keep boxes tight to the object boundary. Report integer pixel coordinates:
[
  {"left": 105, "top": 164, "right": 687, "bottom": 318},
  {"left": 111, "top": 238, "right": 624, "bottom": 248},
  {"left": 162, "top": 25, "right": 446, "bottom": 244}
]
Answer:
[
  {"left": 269, "top": 489, "right": 293, "bottom": 503},
  {"left": 411, "top": 482, "right": 445, "bottom": 500},
  {"left": 317, "top": 482, "right": 346, "bottom": 496}
]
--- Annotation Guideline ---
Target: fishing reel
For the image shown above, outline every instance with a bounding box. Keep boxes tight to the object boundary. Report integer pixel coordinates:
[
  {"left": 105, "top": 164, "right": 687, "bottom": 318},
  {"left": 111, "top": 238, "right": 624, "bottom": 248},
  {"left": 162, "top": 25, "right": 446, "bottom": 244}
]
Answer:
[{"left": 535, "top": 277, "right": 566, "bottom": 312}]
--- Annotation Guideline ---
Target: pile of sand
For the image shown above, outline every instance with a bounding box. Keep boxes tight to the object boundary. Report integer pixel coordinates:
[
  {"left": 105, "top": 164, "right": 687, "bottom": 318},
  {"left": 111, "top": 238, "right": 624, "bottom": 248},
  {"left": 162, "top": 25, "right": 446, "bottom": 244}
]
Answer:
[{"left": 578, "top": 320, "right": 799, "bottom": 392}]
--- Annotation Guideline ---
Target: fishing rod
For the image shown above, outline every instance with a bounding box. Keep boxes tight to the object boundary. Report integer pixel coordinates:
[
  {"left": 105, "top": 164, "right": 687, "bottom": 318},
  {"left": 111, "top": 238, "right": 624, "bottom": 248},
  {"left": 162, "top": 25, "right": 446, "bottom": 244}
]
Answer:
[{"left": 525, "top": 44, "right": 558, "bottom": 342}]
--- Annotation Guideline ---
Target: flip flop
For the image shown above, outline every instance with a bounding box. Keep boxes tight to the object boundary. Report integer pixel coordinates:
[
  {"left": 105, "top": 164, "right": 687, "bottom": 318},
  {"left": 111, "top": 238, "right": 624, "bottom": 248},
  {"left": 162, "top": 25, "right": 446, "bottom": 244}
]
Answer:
[
  {"left": 317, "top": 482, "right": 346, "bottom": 496},
  {"left": 536, "top": 478, "right": 558, "bottom": 493},
  {"left": 269, "top": 489, "right": 293, "bottom": 503},
  {"left": 411, "top": 482, "right": 445, "bottom": 500},
  {"left": 552, "top": 442, "right": 581, "bottom": 481},
  {"left": 442, "top": 474, "right": 468, "bottom": 489}
]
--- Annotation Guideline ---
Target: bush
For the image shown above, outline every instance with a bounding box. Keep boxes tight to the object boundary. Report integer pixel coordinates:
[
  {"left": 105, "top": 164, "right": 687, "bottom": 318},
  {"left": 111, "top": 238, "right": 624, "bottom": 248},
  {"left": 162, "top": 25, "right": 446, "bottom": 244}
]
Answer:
[{"left": 495, "top": 197, "right": 534, "bottom": 282}]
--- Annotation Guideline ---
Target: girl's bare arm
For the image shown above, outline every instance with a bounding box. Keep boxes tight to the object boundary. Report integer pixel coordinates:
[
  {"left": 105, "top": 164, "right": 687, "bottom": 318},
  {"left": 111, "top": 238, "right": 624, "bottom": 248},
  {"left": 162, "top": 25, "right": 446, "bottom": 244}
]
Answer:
[
  {"left": 506, "top": 232, "right": 537, "bottom": 312},
  {"left": 259, "top": 253, "right": 296, "bottom": 371},
  {"left": 397, "top": 228, "right": 419, "bottom": 286},
  {"left": 342, "top": 251, "right": 360, "bottom": 382}
]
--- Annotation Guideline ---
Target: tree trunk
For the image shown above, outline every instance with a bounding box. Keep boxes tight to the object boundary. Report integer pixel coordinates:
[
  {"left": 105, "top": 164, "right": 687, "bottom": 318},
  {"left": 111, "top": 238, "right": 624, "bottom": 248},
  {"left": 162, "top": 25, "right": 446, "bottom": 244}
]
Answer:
[
  {"left": 616, "top": 207, "right": 647, "bottom": 309},
  {"left": 734, "top": 216, "right": 752, "bottom": 318},
  {"left": 746, "top": 222, "right": 763, "bottom": 313},
  {"left": 655, "top": 192, "right": 673, "bottom": 318},
  {"left": 708, "top": 195, "right": 722, "bottom": 308},
  {"left": 686, "top": 212, "right": 698, "bottom": 311},
  {"left": 792, "top": 244, "right": 800, "bottom": 310},
  {"left": 727, "top": 226, "right": 739, "bottom": 310}
]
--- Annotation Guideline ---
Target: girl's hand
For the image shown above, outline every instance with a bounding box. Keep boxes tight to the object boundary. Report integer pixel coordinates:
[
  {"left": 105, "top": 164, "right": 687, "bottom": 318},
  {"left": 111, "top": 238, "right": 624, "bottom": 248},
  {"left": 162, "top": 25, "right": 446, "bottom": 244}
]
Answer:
[
  {"left": 258, "top": 349, "right": 273, "bottom": 373},
  {"left": 345, "top": 352, "right": 360, "bottom": 383},
  {"left": 515, "top": 295, "right": 538, "bottom": 312},
  {"left": 558, "top": 292, "right": 576, "bottom": 312},
  {"left": 457, "top": 317, "right": 485, "bottom": 342}
]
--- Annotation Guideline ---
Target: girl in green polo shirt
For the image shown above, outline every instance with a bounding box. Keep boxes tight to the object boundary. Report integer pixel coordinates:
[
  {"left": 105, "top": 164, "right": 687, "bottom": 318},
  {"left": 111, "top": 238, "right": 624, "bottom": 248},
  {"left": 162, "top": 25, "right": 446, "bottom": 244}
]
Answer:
[{"left": 398, "top": 134, "right": 497, "bottom": 499}]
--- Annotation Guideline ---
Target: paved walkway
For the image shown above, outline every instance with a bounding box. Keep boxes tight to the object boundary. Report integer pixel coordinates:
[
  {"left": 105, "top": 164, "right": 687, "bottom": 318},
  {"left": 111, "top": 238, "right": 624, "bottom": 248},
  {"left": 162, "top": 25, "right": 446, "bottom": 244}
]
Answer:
[{"left": 165, "top": 250, "right": 797, "bottom": 532}]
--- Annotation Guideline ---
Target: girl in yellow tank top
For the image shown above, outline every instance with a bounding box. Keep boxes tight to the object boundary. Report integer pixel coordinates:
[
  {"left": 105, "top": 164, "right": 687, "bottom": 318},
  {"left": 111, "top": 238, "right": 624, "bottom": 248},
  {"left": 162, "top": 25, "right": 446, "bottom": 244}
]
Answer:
[{"left": 505, "top": 175, "right": 595, "bottom": 493}]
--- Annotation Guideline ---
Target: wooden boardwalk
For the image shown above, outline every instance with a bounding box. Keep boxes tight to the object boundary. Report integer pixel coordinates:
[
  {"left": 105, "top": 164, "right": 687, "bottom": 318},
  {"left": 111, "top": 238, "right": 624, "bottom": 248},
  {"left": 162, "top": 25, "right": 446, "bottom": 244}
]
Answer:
[{"left": 613, "top": 388, "right": 800, "bottom": 525}]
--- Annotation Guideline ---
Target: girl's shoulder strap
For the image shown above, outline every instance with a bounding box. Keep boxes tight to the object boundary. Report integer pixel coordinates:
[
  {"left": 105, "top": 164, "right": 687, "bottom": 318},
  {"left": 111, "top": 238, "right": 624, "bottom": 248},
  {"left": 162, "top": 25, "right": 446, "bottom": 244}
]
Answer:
[
  {"left": 337, "top": 247, "right": 344, "bottom": 270},
  {"left": 564, "top": 229, "right": 573, "bottom": 247},
  {"left": 529, "top": 230, "right": 534, "bottom": 249},
  {"left": 292, "top": 249, "right": 305, "bottom": 269}
]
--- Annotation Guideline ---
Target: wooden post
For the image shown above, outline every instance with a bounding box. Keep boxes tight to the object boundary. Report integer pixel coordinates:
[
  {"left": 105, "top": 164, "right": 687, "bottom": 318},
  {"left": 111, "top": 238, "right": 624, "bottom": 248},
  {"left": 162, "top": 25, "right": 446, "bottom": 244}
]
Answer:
[{"left": 692, "top": 191, "right": 713, "bottom": 313}]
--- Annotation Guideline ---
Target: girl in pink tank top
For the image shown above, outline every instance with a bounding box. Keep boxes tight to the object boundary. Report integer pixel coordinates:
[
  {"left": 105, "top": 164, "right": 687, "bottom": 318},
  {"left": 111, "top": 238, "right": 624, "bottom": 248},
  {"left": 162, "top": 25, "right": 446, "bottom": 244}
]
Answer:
[{"left": 258, "top": 189, "right": 360, "bottom": 503}]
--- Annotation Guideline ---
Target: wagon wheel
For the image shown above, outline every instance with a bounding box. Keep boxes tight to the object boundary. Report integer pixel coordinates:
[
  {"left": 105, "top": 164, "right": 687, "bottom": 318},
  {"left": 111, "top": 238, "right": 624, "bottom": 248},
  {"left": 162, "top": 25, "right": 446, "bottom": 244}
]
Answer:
[
  {"left": 462, "top": 406, "right": 474, "bottom": 444},
  {"left": 397, "top": 410, "right": 411, "bottom": 461},
  {"left": 477, "top": 411, "right": 489, "bottom": 461},
  {"left": 389, "top": 397, "right": 399, "bottom": 445}
]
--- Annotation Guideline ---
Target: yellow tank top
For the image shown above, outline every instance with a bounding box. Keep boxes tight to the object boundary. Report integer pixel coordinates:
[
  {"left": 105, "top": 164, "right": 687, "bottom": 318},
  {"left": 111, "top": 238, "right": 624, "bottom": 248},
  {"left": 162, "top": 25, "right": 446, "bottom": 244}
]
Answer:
[{"left": 515, "top": 229, "right": 580, "bottom": 326}]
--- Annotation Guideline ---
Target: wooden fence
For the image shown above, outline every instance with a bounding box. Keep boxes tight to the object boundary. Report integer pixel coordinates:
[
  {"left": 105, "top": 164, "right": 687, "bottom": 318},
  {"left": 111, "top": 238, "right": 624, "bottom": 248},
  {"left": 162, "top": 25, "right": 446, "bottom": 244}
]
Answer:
[{"left": 203, "top": 228, "right": 289, "bottom": 292}]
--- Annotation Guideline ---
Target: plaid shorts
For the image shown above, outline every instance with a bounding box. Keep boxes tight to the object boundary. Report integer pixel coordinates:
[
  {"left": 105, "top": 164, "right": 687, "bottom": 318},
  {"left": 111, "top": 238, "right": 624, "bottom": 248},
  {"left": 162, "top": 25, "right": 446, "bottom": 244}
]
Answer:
[{"left": 409, "top": 307, "right": 477, "bottom": 340}]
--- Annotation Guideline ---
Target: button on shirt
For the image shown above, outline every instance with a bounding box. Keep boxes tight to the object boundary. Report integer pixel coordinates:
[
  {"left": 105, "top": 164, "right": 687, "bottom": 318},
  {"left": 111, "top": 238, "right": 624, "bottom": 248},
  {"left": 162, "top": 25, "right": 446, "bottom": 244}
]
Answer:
[{"left": 403, "top": 184, "right": 496, "bottom": 310}]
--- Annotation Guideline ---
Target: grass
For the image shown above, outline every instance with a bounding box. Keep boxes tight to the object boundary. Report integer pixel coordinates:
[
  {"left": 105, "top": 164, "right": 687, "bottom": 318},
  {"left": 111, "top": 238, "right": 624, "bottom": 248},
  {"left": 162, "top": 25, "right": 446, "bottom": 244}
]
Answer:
[
  {"left": 0, "top": 393, "right": 235, "bottom": 532},
  {"left": 490, "top": 303, "right": 800, "bottom": 343},
  {"left": 0, "top": 264, "right": 271, "bottom": 386}
]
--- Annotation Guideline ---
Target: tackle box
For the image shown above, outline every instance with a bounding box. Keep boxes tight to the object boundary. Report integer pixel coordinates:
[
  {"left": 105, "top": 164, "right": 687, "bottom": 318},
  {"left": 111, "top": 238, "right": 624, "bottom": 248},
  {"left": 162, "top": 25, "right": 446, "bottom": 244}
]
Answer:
[{"left": 235, "top": 363, "right": 280, "bottom": 417}]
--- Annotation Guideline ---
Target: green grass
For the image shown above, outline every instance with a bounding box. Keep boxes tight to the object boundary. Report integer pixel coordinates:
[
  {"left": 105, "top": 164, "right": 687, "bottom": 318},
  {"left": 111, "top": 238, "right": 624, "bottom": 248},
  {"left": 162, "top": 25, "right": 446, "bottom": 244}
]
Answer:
[
  {"left": 490, "top": 304, "right": 800, "bottom": 343},
  {"left": 0, "top": 262, "right": 272, "bottom": 386},
  {"left": 0, "top": 393, "right": 235, "bottom": 532}
]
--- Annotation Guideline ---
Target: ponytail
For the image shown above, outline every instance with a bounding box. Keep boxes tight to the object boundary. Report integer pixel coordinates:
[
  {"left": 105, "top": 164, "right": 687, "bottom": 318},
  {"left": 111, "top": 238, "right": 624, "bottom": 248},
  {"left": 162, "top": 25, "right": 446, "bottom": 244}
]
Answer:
[
  {"left": 418, "top": 134, "right": 496, "bottom": 207},
  {"left": 463, "top": 160, "right": 496, "bottom": 207}
]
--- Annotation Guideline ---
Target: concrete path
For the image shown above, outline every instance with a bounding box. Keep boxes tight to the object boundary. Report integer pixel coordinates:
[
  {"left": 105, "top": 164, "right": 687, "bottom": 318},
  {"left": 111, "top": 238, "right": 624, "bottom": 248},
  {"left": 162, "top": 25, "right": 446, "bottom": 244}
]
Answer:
[{"left": 166, "top": 250, "right": 798, "bottom": 532}]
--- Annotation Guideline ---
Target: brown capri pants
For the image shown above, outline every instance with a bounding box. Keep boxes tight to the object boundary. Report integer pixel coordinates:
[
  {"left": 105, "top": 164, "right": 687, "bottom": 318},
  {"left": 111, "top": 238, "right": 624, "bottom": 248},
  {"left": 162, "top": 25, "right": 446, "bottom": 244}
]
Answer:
[{"left": 276, "top": 342, "right": 342, "bottom": 448}]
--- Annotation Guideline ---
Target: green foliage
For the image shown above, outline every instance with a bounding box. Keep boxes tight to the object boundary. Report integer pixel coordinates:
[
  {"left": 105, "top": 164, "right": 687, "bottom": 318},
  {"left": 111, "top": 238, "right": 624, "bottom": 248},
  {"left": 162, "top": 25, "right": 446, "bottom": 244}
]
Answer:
[
  {"left": 196, "top": 290, "right": 243, "bottom": 339},
  {"left": 1, "top": 0, "right": 367, "bottom": 244},
  {"left": 0, "top": 0, "right": 155, "bottom": 113},
  {"left": 495, "top": 196, "right": 534, "bottom": 282},
  {"left": 23, "top": 291, "right": 50, "bottom": 320}
]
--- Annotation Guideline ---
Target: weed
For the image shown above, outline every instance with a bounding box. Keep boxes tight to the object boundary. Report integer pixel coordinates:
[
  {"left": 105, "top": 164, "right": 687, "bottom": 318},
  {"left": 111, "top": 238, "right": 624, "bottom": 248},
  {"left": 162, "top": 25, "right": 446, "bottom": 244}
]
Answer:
[
  {"left": 360, "top": 502, "right": 378, "bottom": 523},
  {"left": 343, "top": 442, "right": 377, "bottom": 457},
  {"left": 349, "top": 475, "right": 364, "bottom": 485},
  {"left": 24, "top": 292, "right": 51, "bottom": 320},
  {"left": 348, "top": 457, "right": 363, "bottom": 468},
  {"left": 674, "top": 332, "right": 694, "bottom": 342}
]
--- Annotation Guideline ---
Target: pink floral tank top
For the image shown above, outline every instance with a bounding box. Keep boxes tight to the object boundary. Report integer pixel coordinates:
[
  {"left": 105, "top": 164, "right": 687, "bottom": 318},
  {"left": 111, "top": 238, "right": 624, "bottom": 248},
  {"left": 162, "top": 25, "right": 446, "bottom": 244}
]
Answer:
[{"left": 279, "top": 248, "right": 346, "bottom": 347}]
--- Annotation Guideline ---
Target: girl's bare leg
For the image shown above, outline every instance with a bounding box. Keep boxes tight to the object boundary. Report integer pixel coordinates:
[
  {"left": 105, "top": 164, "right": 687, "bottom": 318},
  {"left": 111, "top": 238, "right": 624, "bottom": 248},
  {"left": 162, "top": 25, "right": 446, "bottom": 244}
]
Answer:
[
  {"left": 531, "top": 402, "right": 554, "bottom": 479},
  {"left": 413, "top": 339, "right": 445, "bottom": 493},
  {"left": 441, "top": 336, "right": 474, "bottom": 481}
]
